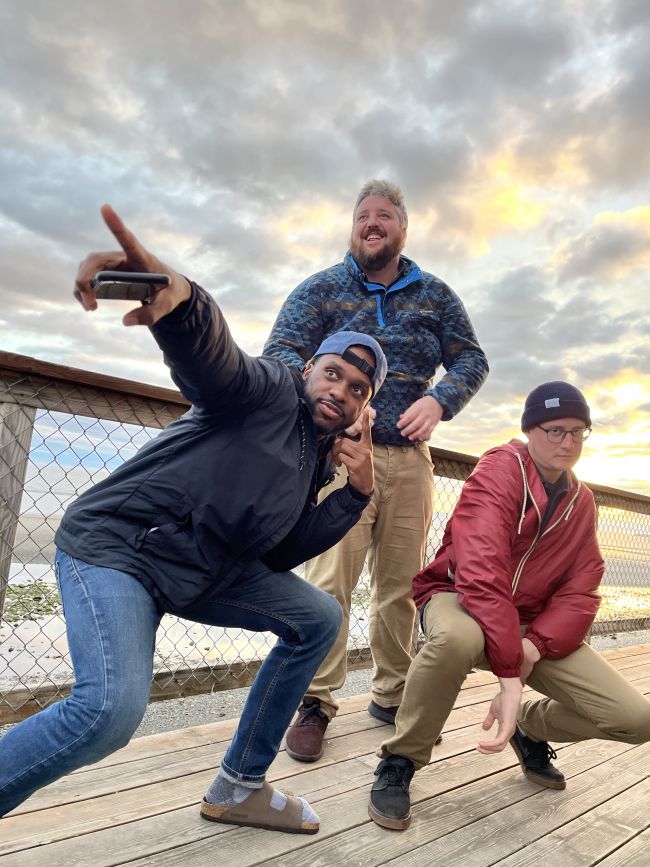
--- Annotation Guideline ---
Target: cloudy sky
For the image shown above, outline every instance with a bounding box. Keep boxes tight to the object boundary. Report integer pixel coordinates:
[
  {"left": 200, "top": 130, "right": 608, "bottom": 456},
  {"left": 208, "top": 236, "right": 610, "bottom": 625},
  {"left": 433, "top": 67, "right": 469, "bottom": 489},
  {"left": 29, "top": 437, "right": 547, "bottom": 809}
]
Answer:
[{"left": 2, "top": 0, "right": 649, "bottom": 494}]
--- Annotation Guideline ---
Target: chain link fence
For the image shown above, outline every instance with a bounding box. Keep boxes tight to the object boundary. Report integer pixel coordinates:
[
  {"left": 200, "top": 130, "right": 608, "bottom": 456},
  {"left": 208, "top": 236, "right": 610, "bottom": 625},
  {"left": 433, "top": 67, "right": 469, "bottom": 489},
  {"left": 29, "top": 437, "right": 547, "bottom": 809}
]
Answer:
[{"left": 1, "top": 351, "right": 649, "bottom": 723}]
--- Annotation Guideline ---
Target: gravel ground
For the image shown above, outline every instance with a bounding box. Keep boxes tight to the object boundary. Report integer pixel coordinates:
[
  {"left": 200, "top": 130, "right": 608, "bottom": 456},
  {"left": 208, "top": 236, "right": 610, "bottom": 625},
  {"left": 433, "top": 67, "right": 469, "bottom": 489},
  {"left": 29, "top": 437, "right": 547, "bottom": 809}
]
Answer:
[{"left": 3, "top": 630, "right": 648, "bottom": 740}]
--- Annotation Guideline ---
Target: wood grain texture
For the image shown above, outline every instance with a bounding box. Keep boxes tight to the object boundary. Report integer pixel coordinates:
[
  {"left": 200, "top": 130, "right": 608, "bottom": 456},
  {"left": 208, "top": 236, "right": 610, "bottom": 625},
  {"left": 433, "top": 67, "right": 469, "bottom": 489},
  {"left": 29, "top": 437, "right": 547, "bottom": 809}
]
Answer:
[{"left": 1, "top": 645, "right": 648, "bottom": 867}]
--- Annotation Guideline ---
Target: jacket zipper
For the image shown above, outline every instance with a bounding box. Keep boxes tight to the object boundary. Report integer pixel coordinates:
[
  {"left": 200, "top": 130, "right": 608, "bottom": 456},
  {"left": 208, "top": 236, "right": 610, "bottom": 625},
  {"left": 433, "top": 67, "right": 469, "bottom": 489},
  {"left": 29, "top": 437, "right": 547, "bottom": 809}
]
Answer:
[{"left": 511, "top": 467, "right": 582, "bottom": 594}]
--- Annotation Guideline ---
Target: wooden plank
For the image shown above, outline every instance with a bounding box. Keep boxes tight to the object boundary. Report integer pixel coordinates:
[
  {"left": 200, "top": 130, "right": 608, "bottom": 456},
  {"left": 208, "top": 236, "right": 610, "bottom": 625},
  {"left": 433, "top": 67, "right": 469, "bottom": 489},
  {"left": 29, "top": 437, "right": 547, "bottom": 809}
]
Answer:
[
  {"left": 0, "top": 352, "right": 189, "bottom": 407},
  {"left": 596, "top": 644, "right": 650, "bottom": 660},
  {"left": 0, "top": 756, "right": 383, "bottom": 866},
  {"left": 496, "top": 779, "right": 650, "bottom": 865},
  {"left": 10, "top": 647, "right": 650, "bottom": 812},
  {"left": 2, "top": 648, "right": 648, "bottom": 856},
  {"left": 597, "top": 829, "right": 650, "bottom": 867},
  {"left": 4, "top": 737, "right": 556, "bottom": 865},
  {"left": 4, "top": 639, "right": 644, "bottom": 727},
  {"left": 0, "top": 371, "right": 185, "bottom": 429},
  {"left": 1, "top": 658, "right": 266, "bottom": 725},
  {"left": 254, "top": 743, "right": 640, "bottom": 867},
  {"left": 0, "top": 698, "right": 622, "bottom": 856},
  {"left": 0, "top": 705, "right": 526, "bottom": 849},
  {"left": 0, "top": 401, "right": 36, "bottom": 617},
  {"left": 12, "top": 707, "right": 394, "bottom": 817},
  {"left": 380, "top": 745, "right": 650, "bottom": 867},
  {"left": 11, "top": 676, "right": 535, "bottom": 816},
  {"left": 122, "top": 741, "right": 640, "bottom": 866},
  {"left": 59, "top": 693, "right": 376, "bottom": 778}
]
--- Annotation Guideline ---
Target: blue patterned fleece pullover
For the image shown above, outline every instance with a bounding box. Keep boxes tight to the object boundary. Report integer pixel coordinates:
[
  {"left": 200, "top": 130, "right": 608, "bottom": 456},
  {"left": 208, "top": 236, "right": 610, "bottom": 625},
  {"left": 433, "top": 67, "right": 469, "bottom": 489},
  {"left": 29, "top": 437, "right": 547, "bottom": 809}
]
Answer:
[{"left": 264, "top": 253, "right": 489, "bottom": 445}]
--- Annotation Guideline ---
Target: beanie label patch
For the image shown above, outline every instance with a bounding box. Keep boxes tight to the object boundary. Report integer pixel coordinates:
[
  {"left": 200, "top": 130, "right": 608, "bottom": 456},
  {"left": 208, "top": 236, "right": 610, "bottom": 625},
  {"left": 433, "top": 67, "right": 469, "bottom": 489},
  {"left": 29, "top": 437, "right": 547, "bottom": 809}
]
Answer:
[{"left": 545, "top": 398, "right": 560, "bottom": 408}]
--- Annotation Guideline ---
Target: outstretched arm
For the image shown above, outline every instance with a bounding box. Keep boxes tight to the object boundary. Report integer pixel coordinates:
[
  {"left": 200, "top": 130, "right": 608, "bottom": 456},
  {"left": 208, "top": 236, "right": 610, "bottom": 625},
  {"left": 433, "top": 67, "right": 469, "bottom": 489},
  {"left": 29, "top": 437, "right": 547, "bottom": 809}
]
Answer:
[{"left": 74, "top": 206, "right": 272, "bottom": 413}]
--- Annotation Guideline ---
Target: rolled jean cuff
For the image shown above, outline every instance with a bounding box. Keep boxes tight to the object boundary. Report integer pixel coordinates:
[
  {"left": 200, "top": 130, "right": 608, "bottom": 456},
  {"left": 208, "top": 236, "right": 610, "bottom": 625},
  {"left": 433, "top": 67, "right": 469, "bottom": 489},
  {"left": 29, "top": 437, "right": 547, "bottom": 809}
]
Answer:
[{"left": 219, "top": 761, "right": 265, "bottom": 786}]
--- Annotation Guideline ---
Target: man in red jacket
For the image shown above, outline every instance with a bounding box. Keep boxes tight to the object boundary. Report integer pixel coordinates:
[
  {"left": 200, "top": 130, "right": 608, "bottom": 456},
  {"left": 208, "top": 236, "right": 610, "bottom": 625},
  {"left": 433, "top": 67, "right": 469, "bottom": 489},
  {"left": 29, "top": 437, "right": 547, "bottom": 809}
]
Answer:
[{"left": 368, "top": 382, "right": 650, "bottom": 830}]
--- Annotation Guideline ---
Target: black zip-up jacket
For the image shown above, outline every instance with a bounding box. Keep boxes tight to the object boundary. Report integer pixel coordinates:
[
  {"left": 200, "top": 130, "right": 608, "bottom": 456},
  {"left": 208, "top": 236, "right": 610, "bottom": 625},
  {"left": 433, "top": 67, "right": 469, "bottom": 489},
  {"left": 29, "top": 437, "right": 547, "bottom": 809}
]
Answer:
[{"left": 55, "top": 283, "right": 370, "bottom": 611}]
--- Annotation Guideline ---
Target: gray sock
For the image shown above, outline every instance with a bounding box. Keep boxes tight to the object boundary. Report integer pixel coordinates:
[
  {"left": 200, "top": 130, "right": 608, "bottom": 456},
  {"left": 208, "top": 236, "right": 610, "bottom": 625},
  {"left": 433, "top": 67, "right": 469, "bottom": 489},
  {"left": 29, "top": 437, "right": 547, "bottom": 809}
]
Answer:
[{"left": 205, "top": 768, "right": 261, "bottom": 806}]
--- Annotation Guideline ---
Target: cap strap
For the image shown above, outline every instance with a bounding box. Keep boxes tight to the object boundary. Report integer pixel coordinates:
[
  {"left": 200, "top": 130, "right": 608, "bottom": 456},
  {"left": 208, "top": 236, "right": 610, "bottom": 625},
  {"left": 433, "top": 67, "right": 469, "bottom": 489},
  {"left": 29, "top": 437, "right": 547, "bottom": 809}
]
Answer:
[{"left": 341, "top": 348, "right": 375, "bottom": 382}]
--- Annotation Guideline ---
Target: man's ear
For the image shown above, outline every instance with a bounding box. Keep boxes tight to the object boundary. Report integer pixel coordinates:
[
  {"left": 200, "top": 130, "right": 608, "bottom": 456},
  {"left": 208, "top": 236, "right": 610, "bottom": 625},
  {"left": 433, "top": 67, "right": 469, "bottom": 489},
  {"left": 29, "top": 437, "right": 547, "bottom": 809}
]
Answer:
[{"left": 302, "top": 358, "right": 315, "bottom": 381}]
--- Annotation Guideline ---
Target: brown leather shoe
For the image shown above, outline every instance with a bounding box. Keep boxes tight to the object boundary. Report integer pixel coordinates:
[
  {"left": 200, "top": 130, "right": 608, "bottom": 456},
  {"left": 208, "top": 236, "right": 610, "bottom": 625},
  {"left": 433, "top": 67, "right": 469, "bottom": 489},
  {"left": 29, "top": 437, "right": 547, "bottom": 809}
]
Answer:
[{"left": 285, "top": 698, "right": 330, "bottom": 762}]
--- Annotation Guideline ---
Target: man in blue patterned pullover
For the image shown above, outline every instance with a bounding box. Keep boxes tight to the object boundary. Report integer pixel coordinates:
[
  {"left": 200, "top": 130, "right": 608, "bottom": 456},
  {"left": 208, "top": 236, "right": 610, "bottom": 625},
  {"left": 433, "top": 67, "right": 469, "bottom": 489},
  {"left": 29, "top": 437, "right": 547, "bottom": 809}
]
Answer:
[{"left": 264, "top": 180, "right": 489, "bottom": 762}]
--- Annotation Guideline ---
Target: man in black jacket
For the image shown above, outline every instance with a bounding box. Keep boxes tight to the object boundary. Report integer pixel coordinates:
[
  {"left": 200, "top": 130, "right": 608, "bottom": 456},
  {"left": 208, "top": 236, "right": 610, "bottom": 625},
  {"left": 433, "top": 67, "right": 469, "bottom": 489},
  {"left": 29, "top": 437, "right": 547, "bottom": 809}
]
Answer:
[{"left": 0, "top": 206, "right": 386, "bottom": 834}]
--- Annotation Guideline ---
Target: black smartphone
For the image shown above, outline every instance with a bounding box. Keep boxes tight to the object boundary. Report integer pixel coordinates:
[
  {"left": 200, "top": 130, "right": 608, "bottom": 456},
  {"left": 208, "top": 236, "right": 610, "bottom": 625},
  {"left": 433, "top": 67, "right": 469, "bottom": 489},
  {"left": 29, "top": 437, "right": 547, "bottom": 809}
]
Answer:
[{"left": 92, "top": 271, "right": 171, "bottom": 301}]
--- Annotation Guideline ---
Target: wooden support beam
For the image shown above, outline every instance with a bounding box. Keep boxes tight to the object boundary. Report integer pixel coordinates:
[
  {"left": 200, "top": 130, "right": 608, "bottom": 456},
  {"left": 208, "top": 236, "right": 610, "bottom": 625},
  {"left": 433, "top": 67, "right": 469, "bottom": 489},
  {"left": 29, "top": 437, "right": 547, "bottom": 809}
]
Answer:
[{"left": 0, "top": 402, "right": 36, "bottom": 619}]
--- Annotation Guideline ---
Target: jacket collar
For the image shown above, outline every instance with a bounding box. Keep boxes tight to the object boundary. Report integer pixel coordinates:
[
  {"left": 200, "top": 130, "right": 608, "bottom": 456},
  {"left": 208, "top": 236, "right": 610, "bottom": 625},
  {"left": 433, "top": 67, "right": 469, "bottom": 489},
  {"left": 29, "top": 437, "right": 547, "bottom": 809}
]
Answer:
[
  {"left": 503, "top": 438, "right": 581, "bottom": 532},
  {"left": 344, "top": 251, "right": 422, "bottom": 292}
]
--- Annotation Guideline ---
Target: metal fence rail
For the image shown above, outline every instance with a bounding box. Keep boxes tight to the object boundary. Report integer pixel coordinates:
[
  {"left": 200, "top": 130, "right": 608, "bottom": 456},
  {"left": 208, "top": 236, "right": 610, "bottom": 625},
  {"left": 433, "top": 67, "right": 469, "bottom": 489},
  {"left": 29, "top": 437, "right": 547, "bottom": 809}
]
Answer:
[{"left": 1, "top": 350, "right": 649, "bottom": 724}]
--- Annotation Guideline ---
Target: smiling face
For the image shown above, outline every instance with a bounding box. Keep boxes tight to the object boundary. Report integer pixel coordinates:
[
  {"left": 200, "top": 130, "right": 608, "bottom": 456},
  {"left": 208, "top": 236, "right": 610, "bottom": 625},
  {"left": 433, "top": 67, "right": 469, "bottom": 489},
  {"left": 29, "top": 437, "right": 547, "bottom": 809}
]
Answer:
[
  {"left": 302, "top": 347, "right": 375, "bottom": 435},
  {"left": 349, "top": 195, "right": 406, "bottom": 274},
  {"left": 525, "top": 416, "right": 586, "bottom": 483}
]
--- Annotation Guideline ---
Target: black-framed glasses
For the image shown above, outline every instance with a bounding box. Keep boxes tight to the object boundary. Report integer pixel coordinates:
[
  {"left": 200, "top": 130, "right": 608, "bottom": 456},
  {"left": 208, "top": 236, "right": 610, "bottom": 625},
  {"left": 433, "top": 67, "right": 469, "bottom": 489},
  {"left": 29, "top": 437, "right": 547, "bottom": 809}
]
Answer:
[{"left": 537, "top": 425, "right": 591, "bottom": 444}]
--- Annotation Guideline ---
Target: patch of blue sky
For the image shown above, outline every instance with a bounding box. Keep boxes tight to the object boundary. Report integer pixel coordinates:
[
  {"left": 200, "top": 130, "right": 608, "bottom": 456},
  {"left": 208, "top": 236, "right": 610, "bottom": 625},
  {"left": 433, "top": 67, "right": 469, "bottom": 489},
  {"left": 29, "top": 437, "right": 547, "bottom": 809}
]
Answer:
[{"left": 19, "top": 409, "right": 158, "bottom": 515}]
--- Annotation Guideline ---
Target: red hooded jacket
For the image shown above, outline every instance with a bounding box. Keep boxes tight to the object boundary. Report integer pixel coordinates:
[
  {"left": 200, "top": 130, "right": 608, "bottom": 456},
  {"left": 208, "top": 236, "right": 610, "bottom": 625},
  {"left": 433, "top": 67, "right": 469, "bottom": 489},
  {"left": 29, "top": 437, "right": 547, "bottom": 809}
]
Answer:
[{"left": 413, "top": 439, "right": 604, "bottom": 678}]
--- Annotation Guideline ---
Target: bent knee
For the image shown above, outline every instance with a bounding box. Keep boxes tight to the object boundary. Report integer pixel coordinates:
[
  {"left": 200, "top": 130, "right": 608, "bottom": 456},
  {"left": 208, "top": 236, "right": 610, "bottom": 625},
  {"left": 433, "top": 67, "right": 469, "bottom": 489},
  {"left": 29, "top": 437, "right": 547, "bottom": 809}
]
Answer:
[
  {"left": 426, "top": 624, "right": 484, "bottom": 665},
  {"left": 319, "top": 591, "right": 343, "bottom": 637},
  {"left": 68, "top": 687, "right": 148, "bottom": 754}
]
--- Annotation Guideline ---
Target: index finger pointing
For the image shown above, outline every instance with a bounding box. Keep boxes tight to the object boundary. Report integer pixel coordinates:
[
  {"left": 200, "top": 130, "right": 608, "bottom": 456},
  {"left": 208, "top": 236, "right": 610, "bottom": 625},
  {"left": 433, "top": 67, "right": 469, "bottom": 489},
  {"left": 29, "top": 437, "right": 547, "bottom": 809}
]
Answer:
[
  {"left": 360, "top": 407, "right": 372, "bottom": 444},
  {"left": 100, "top": 204, "right": 148, "bottom": 267}
]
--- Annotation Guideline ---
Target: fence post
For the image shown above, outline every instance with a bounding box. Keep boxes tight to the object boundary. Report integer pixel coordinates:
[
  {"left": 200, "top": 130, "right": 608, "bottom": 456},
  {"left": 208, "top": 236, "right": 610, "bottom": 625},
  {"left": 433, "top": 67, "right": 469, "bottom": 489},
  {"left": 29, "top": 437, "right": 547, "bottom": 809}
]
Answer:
[{"left": 0, "top": 401, "right": 36, "bottom": 619}]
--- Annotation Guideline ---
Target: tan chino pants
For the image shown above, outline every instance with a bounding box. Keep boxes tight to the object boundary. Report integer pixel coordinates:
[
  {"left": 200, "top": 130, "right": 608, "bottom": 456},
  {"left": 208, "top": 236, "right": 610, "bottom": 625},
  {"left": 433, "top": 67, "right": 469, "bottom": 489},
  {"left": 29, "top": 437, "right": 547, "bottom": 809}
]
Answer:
[
  {"left": 380, "top": 591, "right": 650, "bottom": 769},
  {"left": 304, "top": 442, "right": 435, "bottom": 718}
]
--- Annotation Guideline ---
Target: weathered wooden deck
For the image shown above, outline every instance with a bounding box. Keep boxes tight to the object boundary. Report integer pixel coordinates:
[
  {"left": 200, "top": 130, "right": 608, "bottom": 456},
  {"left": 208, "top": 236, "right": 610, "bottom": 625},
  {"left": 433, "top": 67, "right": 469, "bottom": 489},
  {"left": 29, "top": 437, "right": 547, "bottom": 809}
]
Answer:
[{"left": 2, "top": 644, "right": 649, "bottom": 866}]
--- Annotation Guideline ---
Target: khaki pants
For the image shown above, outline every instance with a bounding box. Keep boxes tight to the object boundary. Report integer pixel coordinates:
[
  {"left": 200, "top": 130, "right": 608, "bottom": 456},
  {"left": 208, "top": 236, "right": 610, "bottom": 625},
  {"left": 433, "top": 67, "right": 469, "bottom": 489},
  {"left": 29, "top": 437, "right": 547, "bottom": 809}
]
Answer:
[
  {"left": 380, "top": 592, "right": 650, "bottom": 769},
  {"left": 305, "top": 442, "right": 435, "bottom": 717}
]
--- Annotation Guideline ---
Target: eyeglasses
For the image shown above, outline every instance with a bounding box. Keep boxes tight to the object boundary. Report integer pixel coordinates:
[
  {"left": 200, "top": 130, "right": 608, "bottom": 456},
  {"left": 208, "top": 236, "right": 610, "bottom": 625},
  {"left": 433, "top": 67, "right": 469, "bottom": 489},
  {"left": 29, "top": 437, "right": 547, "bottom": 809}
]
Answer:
[{"left": 537, "top": 425, "right": 591, "bottom": 444}]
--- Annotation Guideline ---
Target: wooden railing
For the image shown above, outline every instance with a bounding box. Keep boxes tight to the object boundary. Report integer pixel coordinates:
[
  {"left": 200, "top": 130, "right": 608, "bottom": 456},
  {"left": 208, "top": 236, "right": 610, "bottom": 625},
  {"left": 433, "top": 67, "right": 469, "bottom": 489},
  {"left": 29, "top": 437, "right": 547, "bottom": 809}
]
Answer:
[{"left": 1, "top": 350, "right": 649, "bottom": 723}]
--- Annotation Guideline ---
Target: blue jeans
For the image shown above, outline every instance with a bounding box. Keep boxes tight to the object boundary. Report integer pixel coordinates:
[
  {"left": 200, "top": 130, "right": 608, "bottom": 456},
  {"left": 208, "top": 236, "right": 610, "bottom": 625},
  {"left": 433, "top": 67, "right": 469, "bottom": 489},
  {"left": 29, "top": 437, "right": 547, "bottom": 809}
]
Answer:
[{"left": 0, "top": 549, "right": 342, "bottom": 815}]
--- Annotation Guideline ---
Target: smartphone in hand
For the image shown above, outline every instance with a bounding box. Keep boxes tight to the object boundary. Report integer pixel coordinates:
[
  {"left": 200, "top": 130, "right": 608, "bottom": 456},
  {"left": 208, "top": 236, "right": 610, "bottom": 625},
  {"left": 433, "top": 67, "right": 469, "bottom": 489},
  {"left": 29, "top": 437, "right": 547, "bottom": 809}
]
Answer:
[{"left": 92, "top": 271, "right": 171, "bottom": 301}]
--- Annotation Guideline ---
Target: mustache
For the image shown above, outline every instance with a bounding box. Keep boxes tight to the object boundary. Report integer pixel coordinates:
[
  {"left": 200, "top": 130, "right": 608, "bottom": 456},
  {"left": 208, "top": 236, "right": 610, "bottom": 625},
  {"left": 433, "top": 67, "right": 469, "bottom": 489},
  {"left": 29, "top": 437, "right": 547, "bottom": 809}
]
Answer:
[
  {"left": 363, "top": 226, "right": 386, "bottom": 239},
  {"left": 320, "top": 398, "right": 344, "bottom": 416}
]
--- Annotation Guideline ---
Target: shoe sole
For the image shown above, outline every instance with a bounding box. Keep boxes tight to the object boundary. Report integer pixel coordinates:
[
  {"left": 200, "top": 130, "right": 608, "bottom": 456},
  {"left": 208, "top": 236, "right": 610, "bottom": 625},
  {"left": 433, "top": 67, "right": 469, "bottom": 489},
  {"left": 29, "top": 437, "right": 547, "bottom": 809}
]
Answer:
[
  {"left": 368, "top": 801, "right": 411, "bottom": 830},
  {"left": 285, "top": 743, "right": 323, "bottom": 763},
  {"left": 509, "top": 737, "right": 567, "bottom": 790},
  {"left": 201, "top": 803, "right": 319, "bottom": 834}
]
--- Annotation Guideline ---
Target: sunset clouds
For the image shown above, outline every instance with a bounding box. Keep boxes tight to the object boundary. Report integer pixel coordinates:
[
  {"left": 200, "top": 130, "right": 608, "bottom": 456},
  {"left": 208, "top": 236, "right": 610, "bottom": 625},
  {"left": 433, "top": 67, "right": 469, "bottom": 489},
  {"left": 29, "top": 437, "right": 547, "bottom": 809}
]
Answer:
[{"left": 1, "top": 0, "right": 648, "bottom": 492}]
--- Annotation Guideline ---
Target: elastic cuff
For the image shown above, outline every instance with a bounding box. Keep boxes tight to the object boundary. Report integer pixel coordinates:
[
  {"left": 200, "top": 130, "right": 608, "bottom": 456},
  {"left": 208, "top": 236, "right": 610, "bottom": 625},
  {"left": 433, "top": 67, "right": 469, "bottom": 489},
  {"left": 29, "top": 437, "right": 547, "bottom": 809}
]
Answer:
[
  {"left": 525, "top": 631, "right": 548, "bottom": 658},
  {"left": 492, "top": 667, "right": 521, "bottom": 678},
  {"left": 346, "top": 481, "right": 372, "bottom": 501},
  {"left": 152, "top": 279, "right": 197, "bottom": 328}
]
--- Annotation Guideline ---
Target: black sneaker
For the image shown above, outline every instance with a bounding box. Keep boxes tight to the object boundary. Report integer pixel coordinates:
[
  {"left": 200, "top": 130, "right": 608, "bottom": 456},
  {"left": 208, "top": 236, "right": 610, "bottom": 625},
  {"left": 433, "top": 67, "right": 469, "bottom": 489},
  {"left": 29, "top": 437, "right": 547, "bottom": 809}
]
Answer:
[
  {"left": 368, "top": 755, "right": 415, "bottom": 830},
  {"left": 367, "top": 700, "right": 399, "bottom": 724},
  {"left": 367, "top": 701, "right": 443, "bottom": 745},
  {"left": 509, "top": 726, "right": 566, "bottom": 790}
]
